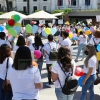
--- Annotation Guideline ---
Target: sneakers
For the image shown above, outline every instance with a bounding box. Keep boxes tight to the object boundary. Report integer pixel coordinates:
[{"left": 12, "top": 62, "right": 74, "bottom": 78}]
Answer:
[{"left": 46, "top": 83, "right": 51, "bottom": 88}]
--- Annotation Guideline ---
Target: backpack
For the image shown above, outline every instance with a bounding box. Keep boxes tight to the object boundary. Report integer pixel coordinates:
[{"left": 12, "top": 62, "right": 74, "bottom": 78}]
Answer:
[
  {"left": 57, "top": 62, "right": 78, "bottom": 95},
  {"left": 32, "top": 43, "right": 43, "bottom": 60},
  {"left": 46, "top": 43, "right": 58, "bottom": 61},
  {"left": 93, "top": 38, "right": 100, "bottom": 61}
]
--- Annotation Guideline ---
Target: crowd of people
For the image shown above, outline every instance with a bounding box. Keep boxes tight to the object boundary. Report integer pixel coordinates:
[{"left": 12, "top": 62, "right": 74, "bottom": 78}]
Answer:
[{"left": 0, "top": 22, "right": 100, "bottom": 100}]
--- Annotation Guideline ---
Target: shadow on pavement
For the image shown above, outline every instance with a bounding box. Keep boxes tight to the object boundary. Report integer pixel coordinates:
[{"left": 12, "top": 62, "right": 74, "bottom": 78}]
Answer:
[{"left": 73, "top": 91, "right": 100, "bottom": 100}]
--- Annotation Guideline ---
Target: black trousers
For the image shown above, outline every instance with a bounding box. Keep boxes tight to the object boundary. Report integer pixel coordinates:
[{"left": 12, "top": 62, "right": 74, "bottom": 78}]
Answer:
[{"left": 46, "top": 64, "right": 52, "bottom": 84}]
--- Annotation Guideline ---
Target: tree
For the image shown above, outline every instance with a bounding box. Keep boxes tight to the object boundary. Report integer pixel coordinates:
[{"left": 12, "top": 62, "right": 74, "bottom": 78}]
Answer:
[{"left": 5, "top": 0, "right": 9, "bottom": 12}]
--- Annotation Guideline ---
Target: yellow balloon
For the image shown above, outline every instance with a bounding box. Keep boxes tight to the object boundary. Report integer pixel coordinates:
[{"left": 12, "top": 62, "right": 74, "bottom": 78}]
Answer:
[
  {"left": 11, "top": 15, "right": 14, "bottom": 19},
  {"left": 78, "top": 29, "right": 82, "bottom": 33},
  {"left": 14, "top": 22, "right": 22, "bottom": 27},
  {"left": 65, "top": 21, "right": 70, "bottom": 25},
  {"left": 69, "top": 33, "right": 73, "bottom": 39},
  {"left": 97, "top": 52, "right": 100, "bottom": 61},
  {"left": 45, "top": 28, "right": 52, "bottom": 34},
  {"left": 85, "top": 30, "right": 91, "bottom": 35},
  {"left": 94, "top": 26, "right": 96, "bottom": 30}
]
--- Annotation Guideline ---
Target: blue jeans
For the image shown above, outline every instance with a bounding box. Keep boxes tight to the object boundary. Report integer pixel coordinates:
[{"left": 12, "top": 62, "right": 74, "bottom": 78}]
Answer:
[
  {"left": 76, "top": 44, "right": 86, "bottom": 59},
  {"left": 55, "top": 88, "right": 74, "bottom": 100},
  {"left": 80, "top": 74, "right": 97, "bottom": 100},
  {"left": 0, "top": 78, "right": 12, "bottom": 100},
  {"left": 37, "top": 59, "right": 43, "bottom": 75}
]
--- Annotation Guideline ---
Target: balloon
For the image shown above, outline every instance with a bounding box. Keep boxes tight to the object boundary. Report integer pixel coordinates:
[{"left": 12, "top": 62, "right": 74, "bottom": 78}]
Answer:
[
  {"left": 65, "top": 21, "right": 70, "bottom": 25},
  {"left": 25, "top": 24, "right": 32, "bottom": 33},
  {"left": 90, "top": 27, "right": 94, "bottom": 33},
  {"left": 69, "top": 33, "right": 73, "bottom": 39},
  {"left": 97, "top": 52, "right": 100, "bottom": 61},
  {"left": 73, "top": 33, "right": 77, "bottom": 38},
  {"left": 34, "top": 50, "right": 41, "bottom": 59},
  {"left": 13, "top": 26, "right": 21, "bottom": 34},
  {"left": 72, "top": 37, "right": 78, "bottom": 41},
  {"left": 0, "top": 26, "right": 4, "bottom": 32},
  {"left": 32, "top": 25, "right": 38, "bottom": 34},
  {"left": 6, "top": 24, "right": 12, "bottom": 30},
  {"left": 11, "top": 15, "right": 14, "bottom": 19},
  {"left": 51, "top": 28, "right": 57, "bottom": 35},
  {"left": 85, "top": 30, "right": 91, "bottom": 35},
  {"left": 85, "top": 27, "right": 89, "bottom": 31},
  {"left": 31, "top": 21, "right": 34, "bottom": 25},
  {"left": 48, "top": 23, "right": 52, "bottom": 27},
  {"left": 14, "top": 14, "right": 20, "bottom": 22},
  {"left": 45, "top": 28, "right": 52, "bottom": 34},
  {"left": 78, "top": 76, "right": 85, "bottom": 87},
  {"left": 42, "top": 31, "right": 48, "bottom": 37},
  {"left": 78, "top": 29, "right": 82, "bottom": 33},
  {"left": 8, "top": 19, "right": 15, "bottom": 26},
  {"left": 75, "top": 66, "right": 84, "bottom": 77},
  {"left": 97, "top": 44, "right": 100, "bottom": 52},
  {"left": 14, "top": 22, "right": 22, "bottom": 27},
  {"left": 66, "top": 29, "right": 70, "bottom": 33},
  {"left": 8, "top": 28, "right": 17, "bottom": 37}
]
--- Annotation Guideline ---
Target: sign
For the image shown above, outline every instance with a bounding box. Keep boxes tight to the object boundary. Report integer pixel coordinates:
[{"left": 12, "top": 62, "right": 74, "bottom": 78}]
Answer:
[
  {"left": 58, "top": 19, "right": 63, "bottom": 24},
  {"left": 96, "top": 15, "right": 100, "bottom": 22},
  {"left": 39, "top": 20, "right": 45, "bottom": 24},
  {"left": 52, "top": 19, "right": 55, "bottom": 24}
]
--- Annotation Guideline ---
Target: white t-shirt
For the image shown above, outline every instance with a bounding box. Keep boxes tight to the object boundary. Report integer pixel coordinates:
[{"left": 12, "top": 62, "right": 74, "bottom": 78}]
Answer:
[
  {"left": 27, "top": 36, "right": 35, "bottom": 44},
  {"left": 83, "top": 55, "right": 97, "bottom": 75},
  {"left": 89, "top": 36, "right": 100, "bottom": 45},
  {"left": 58, "top": 35, "right": 63, "bottom": 44},
  {"left": 51, "top": 60, "right": 76, "bottom": 88},
  {"left": 7, "top": 66, "right": 41, "bottom": 100},
  {"left": 78, "top": 35, "right": 88, "bottom": 45},
  {"left": 0, "top": 39, "right": 11, "bottom": 48},
  {"left": 43, "top": 42, "right": 57, "bottom": 64},
  {"left": 0, "top": 57, "right": 13, "bottom": 80}
]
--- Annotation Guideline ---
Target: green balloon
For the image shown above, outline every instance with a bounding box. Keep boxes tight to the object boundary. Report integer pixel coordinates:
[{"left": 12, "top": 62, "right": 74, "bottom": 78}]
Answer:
[
  {"left": 25, "top": 24, "right": 32, "bottom": 34},
  {"left": 8, "top": 28, "right": 17, "bottom": 37},
  {"left": 6, "top": 24, "right": 12, "bottom": 30},
  {"left": 14, "top": 14, "right": 20, "bottom": 22}
]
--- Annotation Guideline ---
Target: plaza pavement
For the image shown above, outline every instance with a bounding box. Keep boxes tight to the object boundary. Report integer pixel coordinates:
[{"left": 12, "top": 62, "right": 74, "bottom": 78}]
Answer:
[{"left": 39, "top": 39, "right": 100, "bottom": 100}]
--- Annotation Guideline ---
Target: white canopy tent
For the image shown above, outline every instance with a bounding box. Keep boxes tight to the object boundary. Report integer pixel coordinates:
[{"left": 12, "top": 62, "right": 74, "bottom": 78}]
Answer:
[
  {"left": 0, "top": 11, "right": 27, "bottom": 19},
  {"left": 52, "top": 12, "right": 63, "bottom": 17},
  {"left": 26, "top": 10, "right": 58, "bottom": 20}
]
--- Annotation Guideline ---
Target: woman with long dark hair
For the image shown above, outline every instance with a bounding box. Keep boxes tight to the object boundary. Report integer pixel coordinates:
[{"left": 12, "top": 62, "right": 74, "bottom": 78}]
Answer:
[
  {"left": 29, "top": 35, "right": 44, "bottom": 74},
  {"left": 80, "top": 44, "right": 97, "bottom": 100},
  {"left": 51, "top": 47, "right": 76, "bottom": 100},
  {"left": 7, "top": 46, "right": 42, "bottom": 100},
  {"left": 0, "top": 44, "right": 13, "bottom": 100},
  {"left": 75, "top": 31, "right": 88, "bottom": 62}
]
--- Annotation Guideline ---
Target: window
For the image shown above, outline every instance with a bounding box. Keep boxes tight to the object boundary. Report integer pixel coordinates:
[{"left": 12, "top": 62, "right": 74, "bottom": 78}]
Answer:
[
  {"left": 33, "top": 6, "right": 37, "bottom": 12},
  {"left": 23, "top": 0, "right": 26, "bottom": 1},
  {"left": 33, "top": 0, "right": 37, "bottom": 1},
  {"left": 58, "top": 0, "right": 63, "bottom": 6},
  {"left": 85, "top": 0, "right": 90, "bottom": 5},
  {"left": 43, "top": 6, "right": 47, "bottom": 11},
  {"left": 71, "top": 0, "right": 76, "bottom": 6},
  {"left": 23, "top": 6, "right": 27, "bottom": 12}
]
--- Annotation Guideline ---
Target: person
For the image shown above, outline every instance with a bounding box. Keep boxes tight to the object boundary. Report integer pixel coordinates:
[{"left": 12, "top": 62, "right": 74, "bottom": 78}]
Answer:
[
  {"left": 75, "top": 31, "right": 88, "bottom": 62},
  {"left": 0, "top": 32, "right": 12, "bottom": 49},
  {"left": 80, "top": 44, "right": 97, "bottom": 100},
  {"left": 89, "top": 30, "right": 100, "bottom": 73},
  {"left": 61, "top": 31, "right": 72, "bottom": 54},
  {"left": 51, "top": 47, "right": 76, "bottom": 100},
  {"left": 43, "top": 34, "right": 57, "bottom": 88},
  {"left": 0, "top": 44, "right": 13, "bottom": 100},
  {"left": 13, "top": 35, "right": 26, "bottom": 51},
  {"left": 29, "top": 35, "right": 44, "bottom": 74},
  {"left": 58, "top": 31, "right": 63, "bottom": 45},
  {"left": 7, "top": 46, "right": 42, "bottom": 100}
]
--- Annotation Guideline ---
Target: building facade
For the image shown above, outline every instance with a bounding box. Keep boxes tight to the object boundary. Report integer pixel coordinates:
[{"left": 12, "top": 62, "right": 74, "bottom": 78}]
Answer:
[{"left": 0, "top": 0, "right": 99, "bottom": 13}]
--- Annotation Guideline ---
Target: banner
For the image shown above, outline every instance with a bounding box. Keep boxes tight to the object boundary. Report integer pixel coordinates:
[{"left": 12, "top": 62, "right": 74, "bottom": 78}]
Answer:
[{"left": 58, "top": 19, "right": 63, "bottom": 24}]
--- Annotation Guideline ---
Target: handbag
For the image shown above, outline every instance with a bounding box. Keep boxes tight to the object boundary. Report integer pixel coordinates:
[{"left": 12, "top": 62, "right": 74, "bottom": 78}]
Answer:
[{"left": 2, "top": 58, "right": 12, "bottom": 95}]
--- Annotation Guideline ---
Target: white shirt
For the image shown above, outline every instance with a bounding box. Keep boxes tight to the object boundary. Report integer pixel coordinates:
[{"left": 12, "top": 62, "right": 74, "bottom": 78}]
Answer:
[
  {"left": 83, "top": 55, "right": 97, "bottom": 75},
  {"left": 13, "top": 45, "right": 19, "bottom": 51},
  {"left": 51, "top": 60, "right": 76, "bottom": 88},
  {"left": 58, "top": 35, "right": 63, "bottom": 44},
  {"left": 0, "top": 57, "right": 13, "bottom": 80},
  {"left": 0, "top": 39, "right": 11, "bottom": 48},
  {"left": 89, "top": 36, "right": 100, "bottom": 45},
  {"left": 27, "top": 36, "right": 35, "bottom": 44},
  {"left": 43, "top": 42, "right": 57, "bottom": 64},
  {"left": 78, "top": 35, "right": 88, "bottom": 45},
  {"left": 7, "top": 66, "right": 41, "bottom": 100}
]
